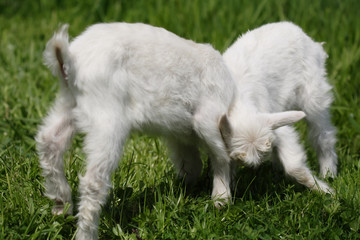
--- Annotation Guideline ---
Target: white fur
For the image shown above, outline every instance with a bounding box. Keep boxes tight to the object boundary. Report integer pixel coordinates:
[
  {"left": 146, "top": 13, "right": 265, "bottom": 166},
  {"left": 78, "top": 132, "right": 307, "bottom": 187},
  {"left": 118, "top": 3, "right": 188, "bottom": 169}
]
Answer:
[
  {"left": 221, "top": 22, "right": 337, "bottom": 192},
  {"left": 37, "top": 23, "right": 236, "bottom": 240}
]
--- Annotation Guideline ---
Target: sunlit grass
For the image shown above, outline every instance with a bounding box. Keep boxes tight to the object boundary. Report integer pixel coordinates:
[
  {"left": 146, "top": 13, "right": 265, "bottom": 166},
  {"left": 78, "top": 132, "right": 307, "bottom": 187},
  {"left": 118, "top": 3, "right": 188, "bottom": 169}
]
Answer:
[{"left": 1, "top": 0, "right": 360, "bottom": 239}]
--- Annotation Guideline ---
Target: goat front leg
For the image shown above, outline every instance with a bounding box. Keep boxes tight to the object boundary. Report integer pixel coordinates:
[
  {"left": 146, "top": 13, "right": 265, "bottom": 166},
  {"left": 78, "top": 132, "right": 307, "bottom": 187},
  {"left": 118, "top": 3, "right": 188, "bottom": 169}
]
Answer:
[
  {"left": 275, "top": 126, "right": 333, "bottom": 194},
  {"left": 192, "top": 103, "right": 232, "bottom": 207},
  {"left": 76, "top": 120, "right": 129, "bottom": 240},
  {"left": 36, "top": 97, "right": 76, "bottom": 215},
  {"left": 210, "top": 155, "right": 232, "bottom": 208}
]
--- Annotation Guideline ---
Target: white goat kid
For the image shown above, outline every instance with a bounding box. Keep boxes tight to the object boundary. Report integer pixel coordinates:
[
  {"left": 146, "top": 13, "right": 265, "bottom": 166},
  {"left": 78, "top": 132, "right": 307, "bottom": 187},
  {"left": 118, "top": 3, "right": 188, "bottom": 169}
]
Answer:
[
  {"left": 221, "top": 22, "right": 337, "bottom": 192},
  {"left": 37, "top": 22, "right": 239, "bottom": 240},
  {"left": 36, "top": 22, "right": 327, "bottom": 240}
]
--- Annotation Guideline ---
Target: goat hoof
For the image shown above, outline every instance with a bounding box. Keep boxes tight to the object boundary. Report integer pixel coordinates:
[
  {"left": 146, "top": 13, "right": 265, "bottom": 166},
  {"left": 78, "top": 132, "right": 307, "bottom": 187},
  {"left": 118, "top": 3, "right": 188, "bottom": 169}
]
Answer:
[{"left": 52, "top": 200, "right": 73, "bottom": 216}]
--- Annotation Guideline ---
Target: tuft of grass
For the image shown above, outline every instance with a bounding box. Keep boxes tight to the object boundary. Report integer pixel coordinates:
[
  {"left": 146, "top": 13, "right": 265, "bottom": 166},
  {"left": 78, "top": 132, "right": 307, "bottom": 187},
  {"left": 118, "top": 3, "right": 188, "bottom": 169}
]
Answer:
[{"left": 1, "top": 0, "right": 360, "bottom": 239}]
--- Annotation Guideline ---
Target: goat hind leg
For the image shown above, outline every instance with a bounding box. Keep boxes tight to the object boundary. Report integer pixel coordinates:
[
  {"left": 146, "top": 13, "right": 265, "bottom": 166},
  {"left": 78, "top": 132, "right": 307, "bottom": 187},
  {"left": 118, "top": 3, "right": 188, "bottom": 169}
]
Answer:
[
  {"left": 275, "top": 126, "right": 333, "bottom": 194},
  {"left": 76, "top": 122, "right": 129, "bottom": 240},
  {"left": 307, "top": 110, "right": 337, "bottom": 178},
  {"left": 36, "top": 100, "right": 75, "bottom": 215}
]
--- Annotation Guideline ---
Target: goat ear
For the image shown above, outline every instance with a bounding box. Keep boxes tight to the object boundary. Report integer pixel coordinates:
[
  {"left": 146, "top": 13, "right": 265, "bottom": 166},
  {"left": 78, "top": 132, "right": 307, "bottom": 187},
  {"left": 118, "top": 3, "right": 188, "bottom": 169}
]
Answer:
[
  {"left": 219, "top": 114, "right": 233, "bottom": 148},
  {"left": 266, "top": 111, "right": 306, "bottom": 129}
]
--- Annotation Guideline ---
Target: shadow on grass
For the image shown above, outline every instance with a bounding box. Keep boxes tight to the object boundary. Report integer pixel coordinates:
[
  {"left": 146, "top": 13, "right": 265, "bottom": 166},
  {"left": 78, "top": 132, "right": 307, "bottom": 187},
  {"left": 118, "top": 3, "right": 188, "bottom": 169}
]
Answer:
[
  {"left": 100, "top": 171, "right": 213, "bottom": 235},
  {"left": 51, "top": 153, "right": 335, "bottom": 239},
  {"left": 231, "top": 161, "right": 310, "bottom": 202}
]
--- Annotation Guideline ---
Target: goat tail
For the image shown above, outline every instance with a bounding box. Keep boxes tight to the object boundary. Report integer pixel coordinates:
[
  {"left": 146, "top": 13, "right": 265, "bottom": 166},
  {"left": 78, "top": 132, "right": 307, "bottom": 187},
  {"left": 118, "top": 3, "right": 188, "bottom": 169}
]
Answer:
[{"left": 43, "top": 24, "right": 72, "bottom": 83}]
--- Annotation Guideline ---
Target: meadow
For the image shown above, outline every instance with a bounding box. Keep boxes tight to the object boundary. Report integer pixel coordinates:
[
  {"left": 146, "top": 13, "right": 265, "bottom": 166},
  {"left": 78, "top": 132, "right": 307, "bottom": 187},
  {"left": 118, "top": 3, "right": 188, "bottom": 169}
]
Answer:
[{"left": 1, "top": 0, "right": 360, "bottom": 239}]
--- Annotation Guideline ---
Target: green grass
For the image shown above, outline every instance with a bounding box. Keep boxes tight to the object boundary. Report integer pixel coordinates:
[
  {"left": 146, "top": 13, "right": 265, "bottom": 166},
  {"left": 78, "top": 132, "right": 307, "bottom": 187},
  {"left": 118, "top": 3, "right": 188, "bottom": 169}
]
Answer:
[{"left": 1, "top": 0, "right": 360, "bottom": 239}]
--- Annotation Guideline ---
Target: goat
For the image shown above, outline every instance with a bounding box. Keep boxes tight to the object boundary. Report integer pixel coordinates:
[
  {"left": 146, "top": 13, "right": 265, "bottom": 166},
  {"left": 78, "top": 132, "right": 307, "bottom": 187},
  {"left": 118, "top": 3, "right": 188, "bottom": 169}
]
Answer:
[
  {"left": 36, "top": 22, "right": 332, "bottom": 240},
  {"left": 221, "top": 21, "right": 337, "bottom": 193},
  {"left": 37, "top": 22, "right": 240, "bottom": 240}
]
